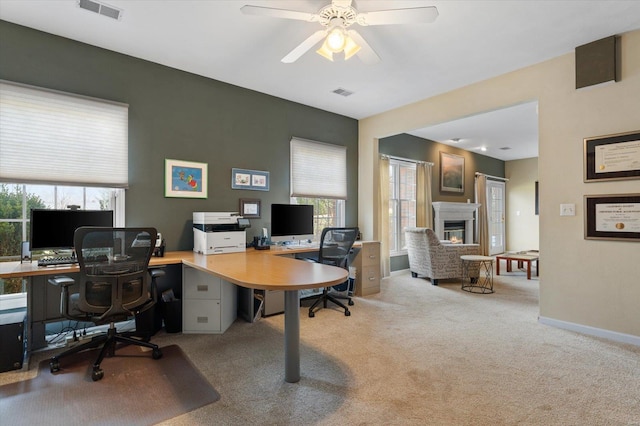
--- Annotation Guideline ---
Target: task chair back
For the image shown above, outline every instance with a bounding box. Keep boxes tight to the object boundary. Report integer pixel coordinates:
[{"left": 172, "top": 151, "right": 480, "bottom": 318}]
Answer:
[
  {"left": 74, "top": 226, "right": 157, "bottom": 324},
  {"left": 318, "top": 227, "right": 359, "bottom": 269}
]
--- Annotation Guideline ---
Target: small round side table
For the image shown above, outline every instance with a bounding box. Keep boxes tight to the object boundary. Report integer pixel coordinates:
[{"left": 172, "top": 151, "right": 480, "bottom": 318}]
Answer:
[{"left": 460, "top": 255, "right": 494, "bottom": 294}]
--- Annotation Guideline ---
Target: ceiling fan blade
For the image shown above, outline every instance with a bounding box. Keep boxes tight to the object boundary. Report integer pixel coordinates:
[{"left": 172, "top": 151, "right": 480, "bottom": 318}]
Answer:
[
  {"left": 240, "top": 5, "right": 319, "bottom": 22},
  {"left": 357, "top": 7, "right": 438, "bottom": 26},
  {"left": 347, "top": 30, "right": 380, "bottom": 65},
  {"left": 282, "top": 30, "right": 327, "bottom": 63}
]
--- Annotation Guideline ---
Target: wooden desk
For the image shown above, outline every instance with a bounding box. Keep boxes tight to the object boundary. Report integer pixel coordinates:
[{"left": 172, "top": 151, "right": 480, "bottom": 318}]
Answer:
[{"left": 0, "top": 249, "right": 347, "bottom": 383}]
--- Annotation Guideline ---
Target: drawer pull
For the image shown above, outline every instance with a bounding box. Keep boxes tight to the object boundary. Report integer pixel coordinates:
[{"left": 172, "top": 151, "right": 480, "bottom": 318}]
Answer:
[
  {"left": 197, "top": 316, "right": 209, "bottom": 323},
  {"left": 368, "top": 255, "right": 376, "bottom": 259},
  {"left": 368, "top": 277, "right": 376, "bottom": 281},
  {"left": 197, "top": 285, "right": 208, "bottom": 292}
]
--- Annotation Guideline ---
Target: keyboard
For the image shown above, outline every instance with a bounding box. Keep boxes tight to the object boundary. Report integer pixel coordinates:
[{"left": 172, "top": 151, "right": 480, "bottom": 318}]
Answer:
[{"left": 37, "top": 256, "right": 79, "bottom": 267}]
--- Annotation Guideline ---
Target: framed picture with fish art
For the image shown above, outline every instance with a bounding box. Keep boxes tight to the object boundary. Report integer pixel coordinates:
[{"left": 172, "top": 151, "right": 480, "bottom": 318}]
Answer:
[{"left": 165, "top": 159, "right": 208, "bottom": 198}]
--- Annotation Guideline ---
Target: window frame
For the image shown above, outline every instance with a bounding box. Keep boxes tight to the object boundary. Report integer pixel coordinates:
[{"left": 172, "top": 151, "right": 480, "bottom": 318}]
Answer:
[
  {"left": 389, "top": 159, "right": 417, "bottom": 256},
  {"left": 0, "top": 183, "right": 124, "bottom": 262}
]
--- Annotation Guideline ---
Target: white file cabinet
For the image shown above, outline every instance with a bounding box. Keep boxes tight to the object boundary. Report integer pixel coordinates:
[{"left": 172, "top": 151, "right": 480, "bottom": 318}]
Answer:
[{"left": 182, "top": 266, "right": 237, "bottom": 334}]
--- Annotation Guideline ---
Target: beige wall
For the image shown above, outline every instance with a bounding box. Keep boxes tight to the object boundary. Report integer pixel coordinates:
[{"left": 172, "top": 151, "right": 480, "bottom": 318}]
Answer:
[
  {"left": 359, "top": 30, "right": 640, "bottom": 339},
  {"left": 505, "top": 157, "right": 539, "bottom": 251}
]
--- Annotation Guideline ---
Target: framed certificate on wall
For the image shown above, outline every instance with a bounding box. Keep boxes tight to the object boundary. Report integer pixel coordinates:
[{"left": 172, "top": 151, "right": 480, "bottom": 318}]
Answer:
[
  {"left": 584, "top": 194, "right": 640, "bottom": 242},
  {"left": 584, "top": 131, "right": 640, "bottom": 182}
]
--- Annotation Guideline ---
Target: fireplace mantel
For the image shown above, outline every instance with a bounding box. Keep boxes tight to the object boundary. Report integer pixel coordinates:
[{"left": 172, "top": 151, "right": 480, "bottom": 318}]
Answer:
[{"left": 432, "top": 202, "right": 480, "bottom": 244}]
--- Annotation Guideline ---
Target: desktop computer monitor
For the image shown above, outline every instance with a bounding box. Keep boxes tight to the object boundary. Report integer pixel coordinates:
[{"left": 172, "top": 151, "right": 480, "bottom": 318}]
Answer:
[
  {"left": 30, "top": 209, "right": 114, "bottom": 251},
  {"left": 270, "top": 204, "right": 314, "bottom": 243}
]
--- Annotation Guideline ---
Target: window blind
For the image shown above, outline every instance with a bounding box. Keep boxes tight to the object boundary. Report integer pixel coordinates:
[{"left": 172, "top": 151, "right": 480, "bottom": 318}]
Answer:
[
  {"left": 290, "top": 137, "right": 347, "bottom": 199},
  {"left": 0, "top": 80, "right": 129, "bottom": 188}
]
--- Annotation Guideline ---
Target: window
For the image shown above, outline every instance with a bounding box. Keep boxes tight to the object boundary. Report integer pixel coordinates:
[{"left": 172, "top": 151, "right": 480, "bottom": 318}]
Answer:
[
  {"left": 291, "top": 197, "right": 345, "bottom": 241},
  {"left": 0, "top": 183, "right": 123, "bottom": 293},
  {"left": 0, "top": 81, "right": 128, "bottom": 295},
  {"left": 290, "top": 138, "right": 347, "bottom": 240},
  {"left": 389, "top": 159, "right": 416, "bottom": 255},
  {"left": 0, "top": 183, "right": 123, "bottom": 257}
]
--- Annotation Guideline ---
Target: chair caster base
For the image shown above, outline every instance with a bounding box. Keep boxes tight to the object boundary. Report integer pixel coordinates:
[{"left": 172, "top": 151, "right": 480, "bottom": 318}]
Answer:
[
  {"left": 345, "top": 310, "right": 351, "bottom": 316},
  {"left": 50, "top": 359, "right": 60, "bottom": 373},
  {"left": 309, "top": 311, "right": 315, "bottom": 318},
  {"left": 152, "top": 348, "right": 163, "bottom": 360},
  {"left": 92, "top": 367, "right": 104, "bottom": 381},
  {"left": 348, "top": 299, "right": 354, "bottom": 306}
]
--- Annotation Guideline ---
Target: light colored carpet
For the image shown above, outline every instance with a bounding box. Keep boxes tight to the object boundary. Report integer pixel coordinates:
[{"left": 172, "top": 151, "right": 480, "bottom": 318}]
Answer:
[{"left": 3, "top": 269, "right": 639, "bottom": 425}]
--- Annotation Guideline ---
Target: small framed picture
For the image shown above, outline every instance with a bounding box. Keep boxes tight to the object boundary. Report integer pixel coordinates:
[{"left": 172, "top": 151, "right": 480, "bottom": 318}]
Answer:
[
  {"left": 440, "top": 152, "right": 465, "bottom": 193},
  {"left": 165, "top": 159, "right": 208, "bottom": 198},
  {"left": 240, "top": 198, "right": 261, "bottom": 218},
  {"left": 231, "top": 168, "right": 270, "bottom": 191}
]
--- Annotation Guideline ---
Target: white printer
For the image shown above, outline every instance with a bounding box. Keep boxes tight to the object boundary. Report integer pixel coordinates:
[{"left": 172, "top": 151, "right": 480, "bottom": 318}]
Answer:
[{"left": 193, "top": 212, "right": 250, "bottom": 255}]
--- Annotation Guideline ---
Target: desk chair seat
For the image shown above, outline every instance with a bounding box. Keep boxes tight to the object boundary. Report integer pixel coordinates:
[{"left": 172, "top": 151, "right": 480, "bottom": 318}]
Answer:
[
  {"left": 303, "top": 227, "right": 359, "bottom": 318},
  {"left": 48, "top": 227, "right": 164, "bottom": 382}
]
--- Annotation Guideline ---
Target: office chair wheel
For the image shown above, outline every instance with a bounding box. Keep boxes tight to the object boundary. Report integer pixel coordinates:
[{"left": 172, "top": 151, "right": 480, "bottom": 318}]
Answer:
[
  {"left": 92, "top": 367, "right": 104, "bottom": 382},
  {"left": 348, "top": 299, "right": 354, "bottom": 306},
  {"left": 50, "top": 359, "right": 60, "bottom": 373},
  {"left": 345, "top": 310, "right": 351, "bottom": 316},
  {"left": 152, "top": 348, "right": 163, "bottom": 360},
  {"left": 309, "top": 311, "right": 315, "bottom": 318}
]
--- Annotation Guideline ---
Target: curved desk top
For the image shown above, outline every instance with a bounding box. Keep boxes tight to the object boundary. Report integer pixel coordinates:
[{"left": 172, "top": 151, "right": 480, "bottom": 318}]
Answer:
[
  {"left": 180, "top": 249, "right": 348, "bottom": 291},
  {"left": 0, "top": 248, "right": 349, "bottom": 291},
  {"left": 1, "top": 247, "right": 350, "bottom": 384}
]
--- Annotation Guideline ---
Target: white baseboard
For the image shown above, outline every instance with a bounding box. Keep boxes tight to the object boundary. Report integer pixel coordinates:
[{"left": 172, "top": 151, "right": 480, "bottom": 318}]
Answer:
[{"left": 538, "top": 316, "right": 640, "bottom": 347}]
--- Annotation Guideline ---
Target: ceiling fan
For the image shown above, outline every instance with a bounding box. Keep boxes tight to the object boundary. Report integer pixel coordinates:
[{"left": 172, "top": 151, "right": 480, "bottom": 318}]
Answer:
[{"left": 241, "top": 0, "right": 438, "bottom": 64}]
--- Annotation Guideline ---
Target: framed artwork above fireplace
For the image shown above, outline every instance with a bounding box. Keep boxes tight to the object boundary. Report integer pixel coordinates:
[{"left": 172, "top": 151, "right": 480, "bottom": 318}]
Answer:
[{"left": 440, "top": 152, "right": 465, "bottom": 193}]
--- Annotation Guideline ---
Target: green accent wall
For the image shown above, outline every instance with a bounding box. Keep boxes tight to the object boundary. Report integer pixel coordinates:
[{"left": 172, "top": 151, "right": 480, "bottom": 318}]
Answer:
[
  {"left": 380, "top": 133, "right": 504, "bottom": 271},
  {"left": 0, "top": 21, "right": 358, "bottom": 251}
]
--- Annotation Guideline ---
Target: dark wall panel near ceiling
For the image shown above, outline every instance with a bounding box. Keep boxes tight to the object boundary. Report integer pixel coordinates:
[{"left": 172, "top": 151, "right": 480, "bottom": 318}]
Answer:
[
  {"left": 0, "top": 20, "right": 358, "bottom": 251},
  {"left": 379, "top": 133, "right": 504, "bottom": 203}
]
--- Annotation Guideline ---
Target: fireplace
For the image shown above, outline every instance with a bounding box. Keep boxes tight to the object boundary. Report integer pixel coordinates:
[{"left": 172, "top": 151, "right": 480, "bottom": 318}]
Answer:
[
  {"left": 444, "top": 220, "right": 466, "bottom": 243},
  {"left": 432, "top": 202, "right": 480, "bottom": 244}
]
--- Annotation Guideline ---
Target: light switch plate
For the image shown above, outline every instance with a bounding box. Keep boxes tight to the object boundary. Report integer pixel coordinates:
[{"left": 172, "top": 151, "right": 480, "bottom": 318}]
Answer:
[{"left": 560, "top": 203, "right": 576, "bottom": 216}]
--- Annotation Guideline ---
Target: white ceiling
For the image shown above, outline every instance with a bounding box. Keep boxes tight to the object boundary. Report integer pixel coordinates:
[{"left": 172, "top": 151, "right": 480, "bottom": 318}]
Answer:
[{"left": 1, "top": 0, "right": 639, "bottom": 161}]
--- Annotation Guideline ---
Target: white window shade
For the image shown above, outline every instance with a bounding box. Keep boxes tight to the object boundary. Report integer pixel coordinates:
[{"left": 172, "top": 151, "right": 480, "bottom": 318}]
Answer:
[
  {"left": 0, "top": 81, "right": 128, "bottom": 188},
  {"left": 290, "top": 137, "right": 347, "bottom": 199}
]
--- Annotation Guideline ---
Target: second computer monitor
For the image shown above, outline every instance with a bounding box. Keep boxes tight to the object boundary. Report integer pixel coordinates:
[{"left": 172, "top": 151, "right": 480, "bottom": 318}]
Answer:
[{"left": 270, "top": 204, "right": 313, "bottom": 243}]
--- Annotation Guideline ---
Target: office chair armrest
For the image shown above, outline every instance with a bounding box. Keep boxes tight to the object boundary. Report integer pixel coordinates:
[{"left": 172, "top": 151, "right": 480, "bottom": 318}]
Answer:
[
  {"left": 149, "top": 269, "right": 165, "bottom": 280},
  {"left": 148, "top": 268, "right": 165, "bottom": 303},
  {"left": 48, "top": 276, "right": 75, "bottom": 287}
]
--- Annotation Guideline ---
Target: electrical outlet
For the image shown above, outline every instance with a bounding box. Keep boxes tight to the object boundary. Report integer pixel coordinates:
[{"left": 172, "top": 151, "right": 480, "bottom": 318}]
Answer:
[{"left": 560, "top": 203, "right": 575, "bottom": 216}]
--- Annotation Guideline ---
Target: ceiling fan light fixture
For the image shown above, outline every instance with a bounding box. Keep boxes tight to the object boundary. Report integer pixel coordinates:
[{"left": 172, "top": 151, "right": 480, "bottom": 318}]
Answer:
[
  {"left": 316, "top": 41, "right": 335, "bottom": 61},
  {"left": 343, "top": 36, "right": 361, "bottom": 60},
  {"left": 326, "top": 26, "right": 347, "bottom": 52}
]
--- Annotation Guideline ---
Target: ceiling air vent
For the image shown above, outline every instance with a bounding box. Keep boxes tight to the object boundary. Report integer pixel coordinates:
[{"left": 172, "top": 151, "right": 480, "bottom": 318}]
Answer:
[
  {"left": 332, "top": 88, "right": 354, "bottom": 97},
  {"left": 78, "top": 0, "right": 123, "bottom": 20}
]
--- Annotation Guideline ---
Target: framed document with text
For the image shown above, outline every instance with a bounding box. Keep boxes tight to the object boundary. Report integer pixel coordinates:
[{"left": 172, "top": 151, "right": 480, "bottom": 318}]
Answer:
[
  {"left": 584, "top": 131, "right": 640, "bottom": 182},
  {"left": 584, "top": 194, "right": 640, "bottom": 242}
]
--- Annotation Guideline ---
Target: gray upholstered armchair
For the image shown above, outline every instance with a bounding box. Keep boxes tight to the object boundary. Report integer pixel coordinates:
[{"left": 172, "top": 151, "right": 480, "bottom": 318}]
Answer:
[{"left": 405, "top": 227, "right": 480, "bottom": 285}]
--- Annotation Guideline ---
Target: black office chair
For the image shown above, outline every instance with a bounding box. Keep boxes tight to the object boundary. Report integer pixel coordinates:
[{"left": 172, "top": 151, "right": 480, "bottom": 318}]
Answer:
[
  {"left": 48, "top": 227, "right": 164, "bottom": 381},
  {"left": 305, "top": 227, "right": 359, "bottom": 318}
]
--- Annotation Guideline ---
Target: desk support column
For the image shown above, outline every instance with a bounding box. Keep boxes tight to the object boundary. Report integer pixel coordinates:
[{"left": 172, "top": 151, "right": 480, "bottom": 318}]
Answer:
[{"left": 284, "top": 290, "right": 300, "bottom": 383}]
